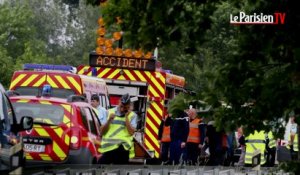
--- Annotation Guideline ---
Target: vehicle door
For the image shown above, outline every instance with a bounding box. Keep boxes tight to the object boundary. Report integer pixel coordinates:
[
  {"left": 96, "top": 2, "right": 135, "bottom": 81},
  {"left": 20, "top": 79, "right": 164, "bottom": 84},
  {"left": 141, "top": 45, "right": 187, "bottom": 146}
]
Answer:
[
  {"left": 80, "top": 106, "right": 101, "bottom": 156},
  {"left": 0, "top": 91, "right": 24, "bottom": 172}
]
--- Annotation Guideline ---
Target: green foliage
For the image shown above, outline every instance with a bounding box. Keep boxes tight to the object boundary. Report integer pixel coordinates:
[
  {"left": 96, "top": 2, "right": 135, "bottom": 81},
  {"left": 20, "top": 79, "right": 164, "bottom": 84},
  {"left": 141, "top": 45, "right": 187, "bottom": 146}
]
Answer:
[
  {"left": 97, "top": 0, "right": 217, "bottom": 51},
  {"left": 0, "top": 0, "right": 100, "bottom": 88},
  {"left": 168, "top": 92, "right": 189, "bottom": 118},
  {"left": 86, "top": 0, "right": 300, "bottom": 141}
]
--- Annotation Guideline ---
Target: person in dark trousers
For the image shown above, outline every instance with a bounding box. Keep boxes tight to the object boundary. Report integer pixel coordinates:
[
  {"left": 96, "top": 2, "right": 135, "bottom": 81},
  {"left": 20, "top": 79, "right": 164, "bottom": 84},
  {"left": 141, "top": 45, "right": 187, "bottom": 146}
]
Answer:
[
  {"left": 186, "top": 108, "right": 206, "bottom": 165},
  {"left": 266, "top": 131, "right": 276, "bottom": 167},
  {"left": 237, "top": 127, "right": 246, "bottom": 166},
  {"left": 158, "top": 113, "right": 172, "bottom": 165},
  {"left": 206, "top": 121, "right": 226, "bottom": 166},
  {"left": 169, "top": 110, "right": 189, "bottom": 165}
]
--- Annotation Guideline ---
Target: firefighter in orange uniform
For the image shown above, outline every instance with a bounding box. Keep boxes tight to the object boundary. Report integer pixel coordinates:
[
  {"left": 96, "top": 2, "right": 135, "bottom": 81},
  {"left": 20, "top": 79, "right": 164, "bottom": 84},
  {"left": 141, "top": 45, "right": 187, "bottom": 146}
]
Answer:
[
  {"left": 186, "top": 108, "right": 205, "bottom": 165},
  {"left": 158, "top": 110, "right": 172, "bottom": 164}
]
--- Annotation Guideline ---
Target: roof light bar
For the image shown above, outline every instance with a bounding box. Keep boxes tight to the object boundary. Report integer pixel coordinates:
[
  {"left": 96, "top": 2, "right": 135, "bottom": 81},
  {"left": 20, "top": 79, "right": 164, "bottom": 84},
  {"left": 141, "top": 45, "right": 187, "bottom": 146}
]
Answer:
[{"left": 23, "top": 64, "right": 76, "bottom": 72}]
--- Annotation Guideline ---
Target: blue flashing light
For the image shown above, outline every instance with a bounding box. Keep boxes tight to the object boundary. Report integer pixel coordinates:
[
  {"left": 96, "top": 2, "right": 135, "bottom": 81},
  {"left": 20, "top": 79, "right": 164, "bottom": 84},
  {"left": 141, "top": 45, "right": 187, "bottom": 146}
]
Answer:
[
  {"left": 23, "top": 64, "right": 75, "bottom": 72},
  {"left": 42, "top": 84, "right": 52, "bottom": 96}
]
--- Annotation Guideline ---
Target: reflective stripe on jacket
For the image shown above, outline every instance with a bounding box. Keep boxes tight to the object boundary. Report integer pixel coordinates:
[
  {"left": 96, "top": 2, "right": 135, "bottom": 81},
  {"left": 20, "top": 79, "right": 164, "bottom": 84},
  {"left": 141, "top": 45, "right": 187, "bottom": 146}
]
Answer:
[
  {"left": 99, "top": 108, "right": 135, "bottom": 157},
  {"left": 287, "top": 133, "right": 299, "bottom": 152},
  {"left": 267, "top": 131, "right": 276, "bottom": 149},
  {"left": 187, "top": 118, "right": 200, "bottom": 143},
  {"left": 245, "top": 130, "right": 266, "bottom": 165}
]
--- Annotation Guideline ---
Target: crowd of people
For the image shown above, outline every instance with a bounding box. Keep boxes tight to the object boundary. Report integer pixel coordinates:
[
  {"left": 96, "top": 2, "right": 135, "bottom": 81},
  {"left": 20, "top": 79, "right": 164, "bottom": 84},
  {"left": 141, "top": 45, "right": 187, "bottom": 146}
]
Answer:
[{"left": 90, "top": 93, "right": 298, "bottom": 166}]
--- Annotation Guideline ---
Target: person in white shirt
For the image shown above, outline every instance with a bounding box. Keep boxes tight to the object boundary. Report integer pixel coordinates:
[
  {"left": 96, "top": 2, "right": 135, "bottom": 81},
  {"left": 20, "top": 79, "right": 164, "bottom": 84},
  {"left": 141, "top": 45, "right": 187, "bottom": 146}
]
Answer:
[{"left": 91, "top": 94, "right": 107, "bottom": 125}]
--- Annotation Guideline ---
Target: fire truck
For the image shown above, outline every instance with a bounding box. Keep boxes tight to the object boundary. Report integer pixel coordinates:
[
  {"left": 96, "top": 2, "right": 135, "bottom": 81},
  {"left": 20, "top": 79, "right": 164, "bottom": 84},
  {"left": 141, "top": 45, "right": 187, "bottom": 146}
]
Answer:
[
  {"left": 8, "top": 64, "right": 110, "bottom": 108},
  {"left": 77, "top": 52, "right": 186, "bottom": 159}
]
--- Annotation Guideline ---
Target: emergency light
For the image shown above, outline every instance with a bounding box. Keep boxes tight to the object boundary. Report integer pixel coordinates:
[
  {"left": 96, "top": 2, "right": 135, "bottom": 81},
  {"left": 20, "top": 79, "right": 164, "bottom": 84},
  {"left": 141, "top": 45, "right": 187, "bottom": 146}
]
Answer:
[
  {"left": 23, "top": 64, "right": 76, "bottom": 73},
  {"left": 42, "top": 84, "right": 52, "bottom": 96}
]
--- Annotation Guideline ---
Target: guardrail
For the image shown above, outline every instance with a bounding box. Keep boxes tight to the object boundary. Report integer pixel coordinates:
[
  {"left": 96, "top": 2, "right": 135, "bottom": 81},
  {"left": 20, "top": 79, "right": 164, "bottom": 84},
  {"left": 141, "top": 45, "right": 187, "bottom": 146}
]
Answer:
[{"left": 27, "top": 165, "right": 291, "bottom": 175}]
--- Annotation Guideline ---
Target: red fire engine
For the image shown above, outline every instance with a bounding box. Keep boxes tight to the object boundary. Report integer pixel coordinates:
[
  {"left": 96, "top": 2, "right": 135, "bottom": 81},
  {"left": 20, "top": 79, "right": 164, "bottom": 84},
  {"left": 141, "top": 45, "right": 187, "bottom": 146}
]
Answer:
[{"left": 77, "top": 52, "right": 186, "bottom": 159}]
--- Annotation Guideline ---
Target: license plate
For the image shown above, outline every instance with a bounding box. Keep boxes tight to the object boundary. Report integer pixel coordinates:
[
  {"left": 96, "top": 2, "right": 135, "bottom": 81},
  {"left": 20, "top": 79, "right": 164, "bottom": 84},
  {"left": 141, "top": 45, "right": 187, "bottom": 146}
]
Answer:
[{"left": 24, "top": 144, "right": 45, "bottom": 153}]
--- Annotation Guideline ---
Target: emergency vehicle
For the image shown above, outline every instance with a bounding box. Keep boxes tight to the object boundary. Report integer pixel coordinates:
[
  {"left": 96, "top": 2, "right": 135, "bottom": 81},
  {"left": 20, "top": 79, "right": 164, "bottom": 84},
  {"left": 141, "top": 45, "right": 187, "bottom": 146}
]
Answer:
[
  {"left": 1, "top": 83, "right": 33, "bottom": 174},
  {"left": 77, "top": 52, "right": 186, "bottom": 158},
  {"left": 9, "top": 94, "right": 102, "bottom": 164},
  {"left": 9, "top": 64, "right": 110, "bottom": 109}
]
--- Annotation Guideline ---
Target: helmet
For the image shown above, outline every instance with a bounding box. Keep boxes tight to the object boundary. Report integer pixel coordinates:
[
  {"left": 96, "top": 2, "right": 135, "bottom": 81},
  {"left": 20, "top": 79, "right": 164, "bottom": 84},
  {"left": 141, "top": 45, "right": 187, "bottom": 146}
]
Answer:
[{"left": 121, "top": 93, "right": 131, "bottom": 105}]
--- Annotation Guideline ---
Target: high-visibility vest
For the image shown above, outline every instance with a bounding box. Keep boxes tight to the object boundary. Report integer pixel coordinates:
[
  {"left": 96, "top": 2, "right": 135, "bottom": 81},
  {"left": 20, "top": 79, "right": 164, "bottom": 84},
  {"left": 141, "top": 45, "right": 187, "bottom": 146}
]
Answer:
[
  {"left": 187, "top": 118, "right": 201, "bottom": 143},
  {"left": 99, "top": 108, "right": 135, "bottom": 158},
  {"left": 287, "top": 125, "right": 298, "bottom": 152},
  {"left": 245, "top": 130, "right": 266, "bottom": 165},
  {"left": 161, "top": 125, "right": 171, "bottom": 142},
  {"left": 267, "top": 131, "right": 276, "bottom": 149}
]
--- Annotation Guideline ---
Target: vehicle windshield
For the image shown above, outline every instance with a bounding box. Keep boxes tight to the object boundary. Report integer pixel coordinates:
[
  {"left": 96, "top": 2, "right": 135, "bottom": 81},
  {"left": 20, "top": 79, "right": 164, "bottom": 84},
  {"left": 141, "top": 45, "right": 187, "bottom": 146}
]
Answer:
[
  {"left": 15, "top": 87, "right": 75, "bottom": 98},
  {"left": 12, "top": 102, "right": 65, "bottom": 125}
]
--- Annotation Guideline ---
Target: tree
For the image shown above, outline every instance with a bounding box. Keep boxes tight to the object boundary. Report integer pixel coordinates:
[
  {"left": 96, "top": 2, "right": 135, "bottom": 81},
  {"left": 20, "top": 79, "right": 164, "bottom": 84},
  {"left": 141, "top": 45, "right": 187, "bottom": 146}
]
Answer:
[
  {"left": 0, "top": 1, "right": 44, "bottom": 87},
  {"left": 0, "top": 0, "right": 101, "bottom": 87}
]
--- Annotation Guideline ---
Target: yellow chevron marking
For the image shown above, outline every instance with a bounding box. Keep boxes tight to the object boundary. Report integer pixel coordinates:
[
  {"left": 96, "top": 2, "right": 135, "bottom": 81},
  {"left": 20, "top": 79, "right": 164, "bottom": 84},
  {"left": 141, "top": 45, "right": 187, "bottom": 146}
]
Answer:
[
  {"left": 64, "top": 135, "right": 70, "bottom": 145},
  {"left": 17, "top": 99, "right": 30, "bottom": 103},
  {"left": 145, "top": 127, "right": 159, "bottom": 148},
  {"left": 87, "top": 70, "right": 92, "bottom": 76},
  {"left": 159, "top": 73, "right": 166, "bottom": 84},
  {"left": 118, "top": 75, "right": 126, "bottom": 80},
  {"left": 53, "top": 141, "right": 66, "bottom": 160},
  {"left": 152, "top": 102, "right": 163, "bottom": 116},
  {"left": 107, "top": 70, "right": 119, "bottom": 79},
  {"left": 144, "top": 135, "right": 159, "bottom": 158},
  {"left": 145, "top": 117, "right": 158, "bottom": 134},
  {"left": 99, "top": 68, "right": 110, "bottom": 78},
  {"left": 77, "top": 66, "right": 88, "bottom": 74},
  {"left": 54, "top": 127, "right": 63, "bottom": 137},
  {"left": 39, "top": 100, "right": 52, "bottom": 105},
  {"left": 33, "top": 75, "right": 46, "bottom": 87},
  {"left": 25, "top": 153, "right": 33, "bottom": 160},
  {"left": 63, "top": 115, "right": 70, "bottom": 125},
  {"left": 43, "top": 119, "right": 54, "bottom": 124},
  {"left": 149, "top": 86, "right": 159, "bottom": 97},
  {"left": 67, "top": 76, "right": 81, "bottom": 93},
  {"left": 150, "top": 79, "right": 165, "bottom": 95},
  {"left": 147, "top": 108, "right": 161, "bottom": 126},
  {"left": 35, "top": 127, "right": 50, "bottom": 137},
  {"left": 55, "top": 76, "right": 71, "bottom": 89},
  {"left": 61, "top": 104, "right": 71, "bottom": 112},
  {"left": 135, "top": 71, "right": 147, "bottom": 82},
  {"left": 124, "top": 70, "right": 136, "bottom": 81},
  {"left": 47, "top": 76, "right": 58, "bottom": 88},
  {"left": 39, "top": 154, "right": 52, "bottom": 161},
  {"left": 21, "top": 74, "right": 39, "bottom": 86},
  {"left": 155, "top": 150, "right": 159, "bottom": 157},
  {"left": 10, "top": 74, "right": 27, "bottom": 89},
  {"left": 144, "top": 139, "right": 153, "bottom": 152}
]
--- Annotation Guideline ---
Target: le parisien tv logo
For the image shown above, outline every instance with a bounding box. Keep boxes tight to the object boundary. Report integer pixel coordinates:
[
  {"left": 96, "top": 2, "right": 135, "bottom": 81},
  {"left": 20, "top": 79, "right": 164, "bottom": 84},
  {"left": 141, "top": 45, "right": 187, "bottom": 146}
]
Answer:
[{"left": 230, "top": 12, "right": 286, "bottom": 25}]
